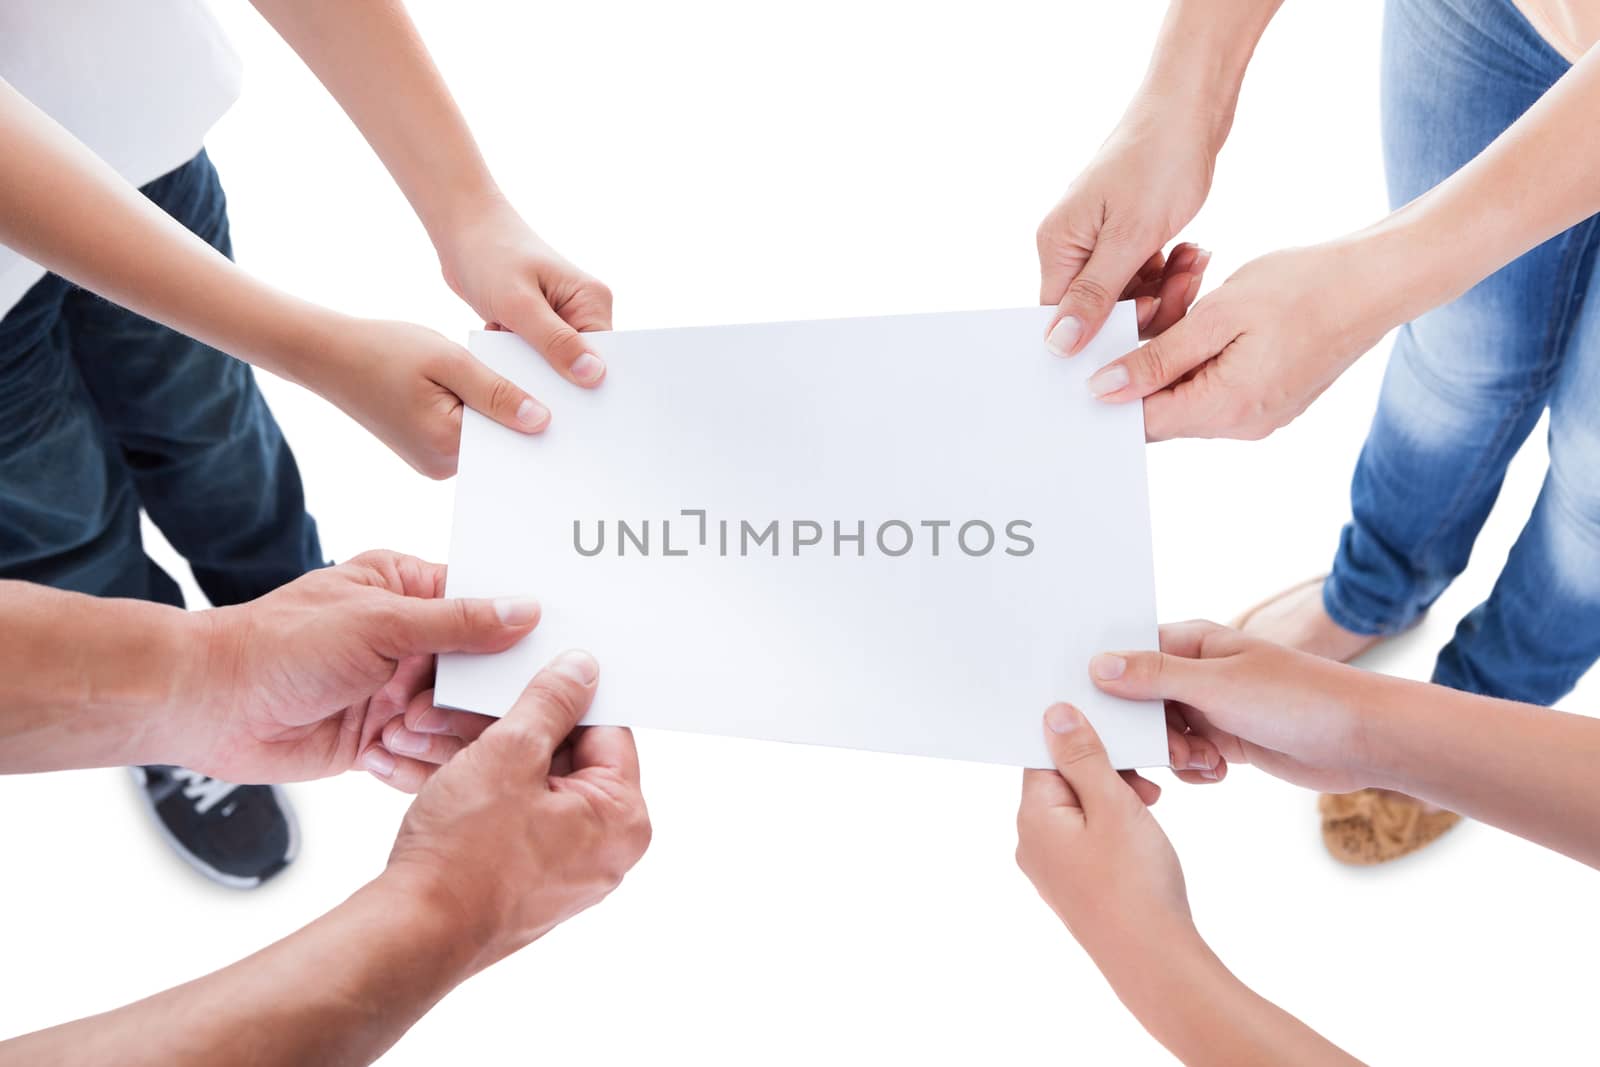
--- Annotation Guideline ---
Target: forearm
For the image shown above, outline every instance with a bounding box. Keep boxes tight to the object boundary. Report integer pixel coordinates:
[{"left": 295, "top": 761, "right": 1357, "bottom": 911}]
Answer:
[
  {"left": 1361, "top": 673, "right": 1600, "bottom": 868},
  {"left": 1127, "top": 0, "right": 1285, "bottom": 153},
  {"left": 1352, "top": 43, "right": 1600, "bottom": 331},
  {"left": 0, "top": 582, "right": 204, "bottom": 772},
  {"left": 250, "top": 0, "right": 503, "bottom": 255},
  {"left": 0, "top": 871, "right": 480, "bottom": 1067},
  {"left": 0, "top": 79, "right": 339, "bottom": 389},
  {"left": 1093, "top": 926, "right": 1362, "bottom": 1066}
]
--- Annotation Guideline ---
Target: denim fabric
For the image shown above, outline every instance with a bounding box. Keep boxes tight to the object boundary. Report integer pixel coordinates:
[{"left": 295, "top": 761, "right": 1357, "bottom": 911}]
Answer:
[
  {"left": 0, "top": 149, "right": 323, "bottom": 607},
  {"left": 1324, "top": 0, "right": 1600, "bottom": 703}
]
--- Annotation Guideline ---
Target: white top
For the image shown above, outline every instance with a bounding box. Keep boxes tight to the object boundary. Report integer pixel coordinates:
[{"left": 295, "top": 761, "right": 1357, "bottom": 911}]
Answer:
[{"left": 0, "top": 0, "right": 242, "bottom": 316}]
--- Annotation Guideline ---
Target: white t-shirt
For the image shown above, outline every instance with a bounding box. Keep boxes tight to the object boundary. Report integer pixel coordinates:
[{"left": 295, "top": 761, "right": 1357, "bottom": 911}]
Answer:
[{"left": 0, "top": 0, "right": 242, "bottom": 316}]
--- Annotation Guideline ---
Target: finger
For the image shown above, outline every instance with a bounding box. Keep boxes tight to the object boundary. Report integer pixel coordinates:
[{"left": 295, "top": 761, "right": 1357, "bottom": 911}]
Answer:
[
  {"left": 1040, "top": 703, "right": 1126, "bottom": 815},
  {"left": 436, "top": 349, "right": 551, "bottom": 435},
  {"left": 382, "top": 717, "right": 467, "bottom": 765},
  {"left": 497, "top": 289, "right": 607, "bottom": 388},
  {"left": 567, "top": 725, "right": 641, "bottom": 786},
  {"left": 360, "top": 744, "right": 437, "bottom": 794},
  {"left": 1158, "top": 619, "right": 1228, "bottom": 659},
  {"left": 373, "top": 594, "right": 541, "bottom": 660},
  {"left": 1120, "top": 249, "right": 1168, "bottom": 300},
  {"left": 1141, "top": 271, "right": 1197, "bottom": 336},
  {"left": 1086, "top": 306, "right": 1219, "bottom": 403},
  {"left": 404, "top": 691, "right": 495, "bottom": 743},
  {"left": 1165, "top": 712, "right": 1223, "bottom": 777},
  {"left": 1045, "top": 235, "right": 1157, "bottom": 357},
  {"left": 1020, "top": 767, "right": 1078, "bottom": 812},
  {"left": 1135, "top": 295, "right": 1162, "bottom": 335},
  {"left": 1089, "top": 648, "right": 1215, "bottom": 708},
  {"left": 1140, "top": 362, "right": 1238, "bottom": 442},
  {"left": 1121, "top": 769, "right": 1161, "bottom": 806},
  {"left": 486, "top": 649, "right": 601, "bottom": 775}
]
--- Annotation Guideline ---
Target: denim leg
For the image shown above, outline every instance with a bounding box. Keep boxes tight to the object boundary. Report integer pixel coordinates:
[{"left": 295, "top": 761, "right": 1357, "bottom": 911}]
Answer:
[
  {"left": 1323, "top": 0, "right": 1575, "bottom": 636},
  {"left": 64, "top": 150, "right": 324, "bottom": 607},
  {"left": 1434, "top": 233, "right": 1600, "bottom": 703},
  {"left": 0, "top": 276, "right": 183, "bottom": 606}
]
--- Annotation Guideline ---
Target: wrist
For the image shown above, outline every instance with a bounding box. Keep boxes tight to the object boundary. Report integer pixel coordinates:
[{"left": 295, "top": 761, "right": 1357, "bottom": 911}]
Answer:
[
  {"left": 378, "top": 857, "right": 507, "bottom": 980},
  {"left": 1139, "top": 0, "right": 1278, "bottom": 155}
]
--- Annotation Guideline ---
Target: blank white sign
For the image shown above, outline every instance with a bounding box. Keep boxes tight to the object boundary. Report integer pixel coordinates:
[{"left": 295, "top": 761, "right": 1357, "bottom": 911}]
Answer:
[{"left": 436, "top": 304, "right": 1164, "bottom": 768}]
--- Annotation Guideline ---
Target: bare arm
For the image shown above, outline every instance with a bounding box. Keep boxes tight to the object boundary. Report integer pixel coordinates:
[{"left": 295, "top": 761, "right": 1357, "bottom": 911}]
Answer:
[
  {"left": 1095, "top": 41, "right": 1600, "bottom": 440},
  {"left": 1018, "top": 703, "right": 1363, "bottom": 1066},
  {"left": 0, "top": 77, "right": 549, "bottom": 477},
  {"left": 0, "top": 873, "right": 473, "bottom": 1067},
  {"left": 1038, "top": 0, "right": 1284, "bottom": 351},
  {"left": 249, "top": 0, "right": 615, "bottom": 385}
]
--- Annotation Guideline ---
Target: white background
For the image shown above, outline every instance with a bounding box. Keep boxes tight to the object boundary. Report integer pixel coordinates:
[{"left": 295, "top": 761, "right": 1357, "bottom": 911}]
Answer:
[{"left": 3, "top": 1, "right": 1598, "bottom": 1063}]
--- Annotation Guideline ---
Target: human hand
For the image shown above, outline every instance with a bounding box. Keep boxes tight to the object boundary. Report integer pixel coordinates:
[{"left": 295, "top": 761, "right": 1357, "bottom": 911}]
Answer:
[
  {"left": 297, "top": 315, "right": 556, "bottom": 479},
  {"left": 1085, "top": 240, "right": 1397, "bottom": 441},
  {"left": 384, "top": 650, "right": 650, "bottom": 972},
  {"left": 1089, "top": 621, "right": 1381, "bottom": 794},
  {"left": 438, "top": 195, "right": 613, "bottom": 388},
  {"left": 179, "top": 550, "right": 538, "bottom": 786},
  {"left": 1016, "top": 703, "right": 1195, "bottom": 963},
  {"left": 1038, "top": 104, "right": 1216, "bottom": 356}
]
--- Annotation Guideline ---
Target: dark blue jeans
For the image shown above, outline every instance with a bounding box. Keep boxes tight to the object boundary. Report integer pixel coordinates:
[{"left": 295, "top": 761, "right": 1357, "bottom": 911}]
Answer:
[
  {"left": 0, "top": 150, "right": 322, "bottom": 608},
  {"left": 1324, "top": 0, "right": 1600, "bottom": 704}
]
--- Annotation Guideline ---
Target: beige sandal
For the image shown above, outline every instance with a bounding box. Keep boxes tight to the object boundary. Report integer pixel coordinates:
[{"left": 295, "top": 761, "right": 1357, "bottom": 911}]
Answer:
[
  {"left": 1230, "top": 575, "right": 1329, "bottom": 631},
  {"left": 1319, "top": 789, "right": 1462, "bottom": 865}
]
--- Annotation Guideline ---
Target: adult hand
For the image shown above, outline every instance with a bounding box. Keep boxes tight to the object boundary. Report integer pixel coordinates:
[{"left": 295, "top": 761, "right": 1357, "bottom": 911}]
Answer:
[
  {"left": 1085, "top": 240, "right": 1395, "bottom": 441},
  {"left": 180, "top": 550, "right": 538, "bottom": 786},
  {"left": 1089, "top": 620, "right": 1381, "bottom": 793},
  {"left": 1016, "top": 704, "right": 1194, "bottom": 962},
  {"left": 1038, "top": 104, "right": 1215, "bottom": 356},
  {"left": 438, "top": 195, "right": 614, "bottom": 388},
  {"left": 385, "top": 650, "right": 650, "bottom": 971}
]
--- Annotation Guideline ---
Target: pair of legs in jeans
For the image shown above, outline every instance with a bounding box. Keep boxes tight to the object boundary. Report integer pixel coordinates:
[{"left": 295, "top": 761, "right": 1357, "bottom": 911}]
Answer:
[
  {"left": 1322, "top": 0, "right": 1600, "bottom": 706},
  {"left": 0, "top": 150, "right": 322, "bottom": 886}
]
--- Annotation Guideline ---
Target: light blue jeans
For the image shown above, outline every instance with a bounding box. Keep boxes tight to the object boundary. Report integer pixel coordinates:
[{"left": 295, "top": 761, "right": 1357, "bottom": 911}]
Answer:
[{"left": 1323, "top": 0, "right": 1600, "bottom": 704}]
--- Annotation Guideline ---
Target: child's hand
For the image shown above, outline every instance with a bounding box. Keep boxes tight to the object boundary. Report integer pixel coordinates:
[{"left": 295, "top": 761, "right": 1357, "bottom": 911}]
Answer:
[
  {"left": 304, "top": 316, "right": 550, "bottom": 479},
  {"left": 437, "top": 197, "right": 613, "bottom": 389},
  {"left": 1016, "top": 704, "right": 1195, "bottom": 964},
  {"left": 1090, "top": 621, "right": 1380, "bottom": 795}
]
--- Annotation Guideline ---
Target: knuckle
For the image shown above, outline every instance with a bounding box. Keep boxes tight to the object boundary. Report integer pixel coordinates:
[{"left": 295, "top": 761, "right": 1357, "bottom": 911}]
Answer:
[
  {"left": 545, "top": 323, "right": 583, "bottom": 360},
  {"left": 1056, "top": 740, "right": 1104, "bottom": 768},
  {"left": 486, "top": 374, "right": 523, "bottom": 417},
  {"left": 1064, "top": 274, "right": 1115, "bottom": 312}
]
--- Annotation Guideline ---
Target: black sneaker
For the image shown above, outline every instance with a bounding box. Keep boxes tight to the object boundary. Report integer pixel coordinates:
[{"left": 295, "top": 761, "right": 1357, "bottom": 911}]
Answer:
[{"left": 130, "top": 766, "right": 299, "bottom": 889}]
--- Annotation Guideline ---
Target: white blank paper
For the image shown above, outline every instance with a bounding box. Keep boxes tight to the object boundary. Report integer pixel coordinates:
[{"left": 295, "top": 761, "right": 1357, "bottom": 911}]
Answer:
[{"left": 436, "top": 304, "right": 1164, "bottom": 768}]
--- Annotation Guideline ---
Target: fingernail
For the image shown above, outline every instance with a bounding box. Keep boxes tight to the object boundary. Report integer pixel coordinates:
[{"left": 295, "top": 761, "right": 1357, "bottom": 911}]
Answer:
[
  {"left": 1201, "top": 767, "right": 1221, "bottom": 782},
  {"left": 414, "top": 705, "right": 450, "bottom": 733},
  {"left": 388, "top": 729, "right": 429, "bottom": 757},
  {"left": 516, "top": 397, "right": 550, "bottom": 431},
  {"left": 1184, "top": 272, "right": 1203, "bottom": 306},
  {"left": 1138, "top": 297, "right": 1162, "bottom": 328},
  {"left": 1087, "top": 364, "right": 1129, "bottom": 398},
  {"left": 1045, "top": 703, "right": 1082, "bottom": 734},
  {"left": 1187, "top": 752, "right": 1214, "bottom": 771},
  {"left": 1045, "top": 316, "right": 1083, "bottom": 357},
  {"left": 362, "top": 748, "right": 396, "bottom": 777},
  {"left": 1194, "top": 249, "right": 1212, "bottom": 273},
  {"left": 571, "top": 352, "right": 605, "bottom": 385},
  {"left": 494, "top": 596, "right": 540, "bottom": 625},
  {"left": 1090, "top": 653, "right": 1126, "bottom": 680},
  {"left": 549, "top": 649, "right": 599, "bottom": 685}
]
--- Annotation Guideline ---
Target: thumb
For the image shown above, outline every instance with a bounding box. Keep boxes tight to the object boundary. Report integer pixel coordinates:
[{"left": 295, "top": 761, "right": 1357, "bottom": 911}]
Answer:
[
  {"left": 1088, "top": 649, "right": 1214, "bottom": 706},
  {"left": 372, "top": 594, "right": 541, "bottom": 659},
  {"left": 1045, "top": 235, "right": 1156, "bottom": 358},
  {"left": 438, "top": 350, "right": 551, "bottom": 436},
  {"left": 483, "top": 649, "right": 601, "bottom": 776},
  {"left": 499, "top": 289, "right": 607, "bottom": 388},
  {"left": 1084, "top": 306, "right": 1216, "bottom": 404},
  {"left": 1040, "top": 703, "right": 1126, "bottom": 815}
]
